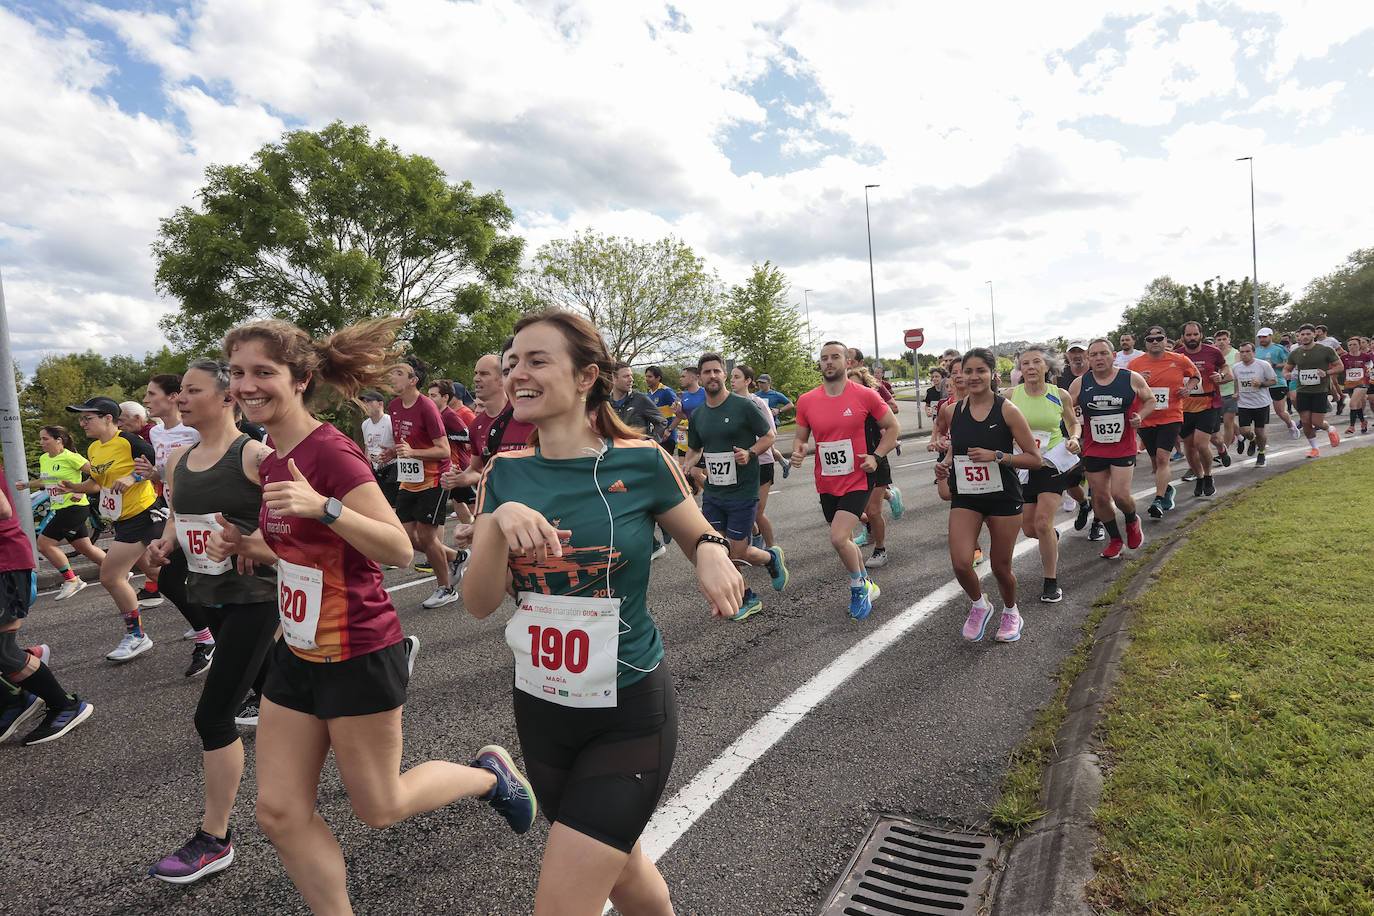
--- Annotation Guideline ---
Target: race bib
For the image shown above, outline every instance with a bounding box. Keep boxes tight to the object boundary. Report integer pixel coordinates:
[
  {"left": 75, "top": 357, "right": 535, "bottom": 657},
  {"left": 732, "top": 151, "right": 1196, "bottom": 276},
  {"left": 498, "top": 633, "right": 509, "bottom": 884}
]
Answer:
[
  {"left": 277, "top": 558, "right": 324, "bottom": 651},
  {"left": 175, "top": 512, "right": 233, "bottom": 575},
  {"left": 507, "top": 591, "right": 620, "bottom": 708},
  {"left": 97, "top": 487, "right": 123, "bottom": 521},
  {"left": 1090, "top": 413, "right": 1125, "bottom": 444},
  {"left": 676, "top": 428, "right": 687, "bottom": 446},
  {"left": 1150, "top": 387, "right": 1169, "bottom": 409},
  {"left": 953, "top": 455, "right": 1003, "bottom": 494},
  {"left": 1298, "top": 368, "right": 1323, "bottom": 386},
  {"left": 1347, "top": 367, "right": 1365, "bottom": 382},
  {"left": 704, "top": 451, "right": 738, "bottom": 487},
  {"left": 817, "top": 440, "right": 855, "bottom": 477},
  {"left": 1013, "top": 430, "right": 1051, "bottom": 456},
  {"left": 396, "top": 457, "right": 425, "bottom": 484},
  {"left": 1238, "top": 376, "right": 1254, "bottom": 390}
]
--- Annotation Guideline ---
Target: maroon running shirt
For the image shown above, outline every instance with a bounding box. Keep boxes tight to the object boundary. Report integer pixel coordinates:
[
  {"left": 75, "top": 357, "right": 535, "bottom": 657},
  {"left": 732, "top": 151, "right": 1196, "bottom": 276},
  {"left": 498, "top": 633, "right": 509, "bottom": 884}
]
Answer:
[
  {"left": 387, "top": 394, "right": 449, "bottom": 492},
  {"left": 470, "top": 403, "right": 536, "bottom": 462},
  {"left": 0, "top": 472, "right": 36, "bottom": 575}
]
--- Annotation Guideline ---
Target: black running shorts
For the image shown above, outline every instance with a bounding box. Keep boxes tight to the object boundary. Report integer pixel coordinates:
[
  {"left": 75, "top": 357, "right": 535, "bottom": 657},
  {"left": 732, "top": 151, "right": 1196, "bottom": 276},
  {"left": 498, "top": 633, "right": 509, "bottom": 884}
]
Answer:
[
  {"left": 395, "top": 486, "right": 449, "bottom": 526},
  {"left": 1238, "top": 406, "right": 1270, "bottom": 428},
  {"left": 1138, "top": 422, "right": 1182, "bottom": 455},
  {"left": 263, "top": 639, "right": 407, "bottom": 720},
  {"left": 39, "top": 504, "right": 91, "bottom": 544},
  {"left": 1296, "top": 392, "right": 1330, "bottom": 415},
  {"left": 1082, "top": 454, "right": 1137, "bottom": 473},
  {"left": 819, "top": 488, "right": 870, "bottom": 524},
  {"left": 1181, "top": 407, "right": 1221, "bottom": 437}
]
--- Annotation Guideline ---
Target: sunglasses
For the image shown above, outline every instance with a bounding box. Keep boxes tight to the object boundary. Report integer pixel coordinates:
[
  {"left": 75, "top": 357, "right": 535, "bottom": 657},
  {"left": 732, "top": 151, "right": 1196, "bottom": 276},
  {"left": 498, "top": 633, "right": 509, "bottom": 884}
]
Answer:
[{"left": 1145, "top": 335, "right": 1165, "bottom": 342}]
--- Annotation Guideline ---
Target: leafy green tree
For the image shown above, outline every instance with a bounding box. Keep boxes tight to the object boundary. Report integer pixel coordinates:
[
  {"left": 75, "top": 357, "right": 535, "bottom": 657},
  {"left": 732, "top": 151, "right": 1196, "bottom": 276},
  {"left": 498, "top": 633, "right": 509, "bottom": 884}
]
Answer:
[
  {"left": 1293, "top": 248, "right": 1374, "bottom": 339},
  {"left": 1110, "top": 275, "right": 1290, "bottom": 342},
  {"left": 715, "top": 261, "right": 820, "bottom": 399},
  {"left": 524, "top": 231, "right": 719, "bottom": 365},
  {"left": 153, "top": 121, "right": 522, "bottom": 372}
]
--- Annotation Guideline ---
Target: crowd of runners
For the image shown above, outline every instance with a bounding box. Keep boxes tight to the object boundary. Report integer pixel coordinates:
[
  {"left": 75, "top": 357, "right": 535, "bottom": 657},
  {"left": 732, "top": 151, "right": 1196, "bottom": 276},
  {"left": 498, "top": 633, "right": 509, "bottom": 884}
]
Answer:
[{"left": 0, "top": 308, "right": 1365, "bottom": 914}]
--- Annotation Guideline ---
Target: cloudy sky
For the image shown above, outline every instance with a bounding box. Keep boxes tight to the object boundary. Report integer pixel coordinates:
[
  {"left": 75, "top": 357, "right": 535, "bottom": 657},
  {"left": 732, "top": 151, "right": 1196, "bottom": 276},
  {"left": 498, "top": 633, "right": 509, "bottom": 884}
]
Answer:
[{"left": 2, "top": 0, "right": 1372, "bottom": 371}]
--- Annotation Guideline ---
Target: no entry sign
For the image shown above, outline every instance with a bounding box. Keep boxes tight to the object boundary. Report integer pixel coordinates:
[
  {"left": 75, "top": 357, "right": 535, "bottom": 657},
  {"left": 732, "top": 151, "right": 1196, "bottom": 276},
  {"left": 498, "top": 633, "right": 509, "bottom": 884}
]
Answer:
[{"left": 904, "top": 328, "right": 924, "bottom": 349}]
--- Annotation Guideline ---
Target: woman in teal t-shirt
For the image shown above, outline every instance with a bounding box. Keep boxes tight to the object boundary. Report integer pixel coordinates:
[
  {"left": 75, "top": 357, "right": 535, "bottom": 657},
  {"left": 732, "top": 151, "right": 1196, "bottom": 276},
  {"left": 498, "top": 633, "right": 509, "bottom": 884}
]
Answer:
[
  {"left": 16, "top": 425, "right": 106, "bottom": 600},
  {"left": 465, "top": 309, "right": 743, "bottom": 916}
]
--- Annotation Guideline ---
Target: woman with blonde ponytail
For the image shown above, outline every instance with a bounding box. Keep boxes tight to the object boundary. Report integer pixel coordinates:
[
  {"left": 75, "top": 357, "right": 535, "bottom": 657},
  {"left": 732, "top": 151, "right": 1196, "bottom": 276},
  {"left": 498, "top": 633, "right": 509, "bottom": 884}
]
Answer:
[
  {"left": 464, "top": 309, "right": 745, "bottom": 915},
  {"left": 207, "top": 316, "right": 535, "bottom": 914}
]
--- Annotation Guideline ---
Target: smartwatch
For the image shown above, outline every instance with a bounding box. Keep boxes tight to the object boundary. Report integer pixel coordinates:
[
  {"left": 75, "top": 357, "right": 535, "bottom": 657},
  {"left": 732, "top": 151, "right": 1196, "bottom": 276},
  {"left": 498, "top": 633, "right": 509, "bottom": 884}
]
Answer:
[
  {"left": 318, "top": 497, "right": 344, "bottom": 525},
  {"left": 995, "top": 450, "right": 1006, "bottom": 464}
]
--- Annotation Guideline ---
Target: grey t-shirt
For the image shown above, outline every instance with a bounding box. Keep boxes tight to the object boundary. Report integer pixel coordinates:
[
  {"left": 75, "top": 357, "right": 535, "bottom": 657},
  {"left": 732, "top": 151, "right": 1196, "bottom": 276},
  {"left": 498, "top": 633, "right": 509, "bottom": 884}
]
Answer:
[{"left": 1232, "top": 359, "right": 1277, "bottom": 409}]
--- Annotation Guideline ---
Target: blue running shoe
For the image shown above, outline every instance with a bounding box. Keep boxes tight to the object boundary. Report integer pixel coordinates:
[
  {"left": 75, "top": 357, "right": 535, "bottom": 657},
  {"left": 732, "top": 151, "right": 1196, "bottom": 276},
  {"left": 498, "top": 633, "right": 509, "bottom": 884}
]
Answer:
[
  {"left": 848, "top": 578, "right": 879, "bottom": 620},
  {"left": 1161, "top": 483, "right": 1176, "bottom": 511},
  {"left": 852, "top": 528, "right": 868, "bottom": 547},
  {"left": 781, "top": 461, "right": 790, "bottom": 479},
  {"left": 731, "top": 593, "right": 762, "bottom": 621},
  {"left": 888, "top": 486, "right": 904, "bottom": 520},
  {"left": 21, "top": 697, "right": 92, "bottom": 745},
  {"left": 0, "top": 692, "right": 42, "bottom": 743},
  {"left": 472, "top": 745, "right": 537, "bottom": 834},
  {"left": 766, "top": 546, "right": 788, "bottom": 591}
]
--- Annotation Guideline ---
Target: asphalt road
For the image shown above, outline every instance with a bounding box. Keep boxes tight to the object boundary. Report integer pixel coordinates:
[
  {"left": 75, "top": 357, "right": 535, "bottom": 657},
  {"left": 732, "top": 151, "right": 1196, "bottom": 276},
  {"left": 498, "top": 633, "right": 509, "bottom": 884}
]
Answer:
[{"left": 6, "top": 423, "right": 1364, "bottom": 915}]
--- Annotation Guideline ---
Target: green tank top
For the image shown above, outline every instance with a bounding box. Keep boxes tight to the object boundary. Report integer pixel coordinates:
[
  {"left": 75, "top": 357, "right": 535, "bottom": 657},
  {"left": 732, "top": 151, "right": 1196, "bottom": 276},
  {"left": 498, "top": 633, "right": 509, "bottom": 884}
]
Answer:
[{"left": 1008, "top": 384, "right": 1066, "bottom": 452}]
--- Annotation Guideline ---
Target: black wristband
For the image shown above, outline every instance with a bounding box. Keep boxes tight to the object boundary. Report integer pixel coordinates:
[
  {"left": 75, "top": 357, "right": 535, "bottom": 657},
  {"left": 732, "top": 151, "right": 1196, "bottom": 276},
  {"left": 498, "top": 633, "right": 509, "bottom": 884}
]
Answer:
[{"left": 696, "top": 533, "right": 730, "bottom": 551}]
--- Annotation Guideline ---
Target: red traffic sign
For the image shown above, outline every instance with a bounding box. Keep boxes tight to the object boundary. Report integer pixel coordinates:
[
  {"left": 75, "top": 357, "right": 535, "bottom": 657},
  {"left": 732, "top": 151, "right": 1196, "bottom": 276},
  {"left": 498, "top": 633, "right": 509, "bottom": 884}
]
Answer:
[{"left": 904, "top": 328, "right": 924, "bottom": 349}]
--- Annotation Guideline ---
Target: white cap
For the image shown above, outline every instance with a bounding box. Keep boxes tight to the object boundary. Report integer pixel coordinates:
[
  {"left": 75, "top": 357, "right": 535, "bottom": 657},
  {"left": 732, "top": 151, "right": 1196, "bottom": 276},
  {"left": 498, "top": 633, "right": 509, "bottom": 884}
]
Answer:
[
  {"left": 1066, "top": 340, "right": 1088, "bottom": 351},
  {"left": 1257, "top": 327, "right": 1274, "bottom": 337}
]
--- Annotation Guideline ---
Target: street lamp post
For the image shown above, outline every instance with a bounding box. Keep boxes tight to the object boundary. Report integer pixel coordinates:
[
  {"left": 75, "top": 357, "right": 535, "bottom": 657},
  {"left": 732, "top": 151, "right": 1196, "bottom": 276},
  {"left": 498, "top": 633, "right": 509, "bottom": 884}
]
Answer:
[
  {"left": 802, "top": 288, "right": 814, "bottom": 345},
  {"left": 985, "top": 280, "right": 997, "bottom": 352},
  {"left": 864, "top": 184, "right": 880, "bottom": 361},
  {"left": 1236, "top": 156, "right": 1261, "bottom": 336}
]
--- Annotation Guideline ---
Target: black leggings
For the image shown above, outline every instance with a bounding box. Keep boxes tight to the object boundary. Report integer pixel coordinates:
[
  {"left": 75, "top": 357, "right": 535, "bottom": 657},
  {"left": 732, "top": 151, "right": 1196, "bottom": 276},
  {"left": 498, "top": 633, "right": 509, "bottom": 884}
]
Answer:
[
  {"left": 513, "top": 661, "right": 677, "bottom": 853},
  {"left": 193, "top": 601, "right": 278, "bottom": 751}
]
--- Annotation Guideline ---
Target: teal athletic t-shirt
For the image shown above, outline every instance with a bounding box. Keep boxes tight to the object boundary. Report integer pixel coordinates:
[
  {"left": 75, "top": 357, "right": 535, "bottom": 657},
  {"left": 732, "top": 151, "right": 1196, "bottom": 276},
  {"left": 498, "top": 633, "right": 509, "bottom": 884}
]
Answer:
[
  {"left": 476, "top": 437, "right": 692, "bottom": 688},
  {"left": 686, "top": 392, "right": 772, "bottom": 501}
]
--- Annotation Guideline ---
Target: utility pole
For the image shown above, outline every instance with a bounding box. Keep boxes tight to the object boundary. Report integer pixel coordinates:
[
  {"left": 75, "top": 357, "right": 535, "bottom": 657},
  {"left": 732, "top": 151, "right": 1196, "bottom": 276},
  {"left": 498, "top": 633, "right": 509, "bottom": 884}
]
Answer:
[
  {"left": 0, "top": 271, "right": 37, "bottom": 563},
  {"left": 864, "top": 184, "right": 880, "bottom": 360},
  {"left": 1236, "top": 157, "right": 1261, "bottom": 336}
]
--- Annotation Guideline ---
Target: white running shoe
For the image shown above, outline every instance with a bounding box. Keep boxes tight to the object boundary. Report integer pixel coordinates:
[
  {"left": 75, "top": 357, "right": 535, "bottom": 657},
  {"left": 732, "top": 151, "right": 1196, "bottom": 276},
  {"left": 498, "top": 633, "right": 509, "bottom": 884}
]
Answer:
[
  {"left": 106, "top": 632, "right": 153, "bottom": 663},
  {"left": 1062, "top": 497, "right": 1077, "bottom": 514},
  {"left": 183, "top": 628, "right": 198, "bottom": 640},
  {"left": 421, "top": 586, "right": 461, "bottom": 609},
  {"left": 402, "top": 635, "right": 420, "bottom": 677},
  {"left": 55, "top": 578, "right": 87, "bottom": 601}
]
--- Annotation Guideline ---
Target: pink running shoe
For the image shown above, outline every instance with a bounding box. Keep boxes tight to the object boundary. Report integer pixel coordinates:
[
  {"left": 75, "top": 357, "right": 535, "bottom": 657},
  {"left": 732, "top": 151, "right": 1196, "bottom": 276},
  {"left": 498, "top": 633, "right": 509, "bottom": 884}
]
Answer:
[
  {"left": 26, "top": 644, "right": 51, "bottom": 666},
  {"left": 995, "top": 610, "right": 1023, "bottom": 642},
  {"left": 1101, "top": 538, "right": 1125, "bottom": 560},
  {"left": 1125, "top": 517, "right": 1143, "bottom": 550},
  {"left": 1328, "top": 429, "right": 1341, "bottom": 448},
  {"left": 962, "top": 602, "right": 993, "bottom": 642}
]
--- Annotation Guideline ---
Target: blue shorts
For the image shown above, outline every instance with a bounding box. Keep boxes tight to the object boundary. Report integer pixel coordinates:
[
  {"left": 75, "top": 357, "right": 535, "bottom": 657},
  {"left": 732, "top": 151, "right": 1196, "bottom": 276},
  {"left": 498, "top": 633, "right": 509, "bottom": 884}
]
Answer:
[{"left": 700, "top": 493, "right": 759, "bottom": 543}]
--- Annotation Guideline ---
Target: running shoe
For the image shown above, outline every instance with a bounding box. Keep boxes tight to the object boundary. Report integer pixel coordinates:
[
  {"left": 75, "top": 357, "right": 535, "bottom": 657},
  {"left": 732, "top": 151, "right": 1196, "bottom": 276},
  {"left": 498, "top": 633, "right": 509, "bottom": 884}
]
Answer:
[
  {"left": 1363, "top": 422, "right": 1369, "bottom": 434},
  {"left": 0, "top": 692, "right": 42, "bottom": 743},
  {"left": 1147, "top": 496, "right": 1165, "bottom": 519},
  {"left": 1161, "top": 484, "right": 1176, "bottom": 511},
  {"left": 1062, "top": 497, "right": 1076, "bottom": 514},
  {"left": 182, "top": 628, "right": 197, "bottom": 641},
  {"left": 1088, "top": 521, "right": 1105, "bottom": 542},
  {"left": 766, "top": 546, "right": 788, "bottom": 591},
  {"left": 1125, "top": 517, "right": 1143, "bottom": 550},
  {"left": 1100, "top": 538, "right": 1125, "bottom": 560},
  {"left": 852, "top": 527, "right": 868, "bottom": 547},
  {"left": 26, "top": 644, "right": 51, "bottom": 666},
  {"left": 421, "top": 586, "right": 461, "bottom": 609},
  {"left": 184, "top": 643, "right": 214, "bottom": 678},
  {"left": 895, "top": 442, "right": 902, "bottom": 456},
  {"left": 994, "top": 610, "right": 1023, "bottom": 643},
  {"left": 1170, "top": 450, "right": 1185, "bottom": 461},
  {"left": 402, "top": 635, "right": 420, "bottom": 677},
  {"left": 866, "top": 547, "right": 889, "bottom": 568},
  {"left": 1202, "top": 476, "right": 1216, "bottom": 497},
  {"left": 1289, "top": 425, "right": 1301, "bottom": 439},
  {"left": 650, "top": 540, "right": 668, "bottom": 561},
  {"left": 135, "top": 587, "right": 164, "bottom": 608},
  {"left": 848, "top": 578, "right": 879, "bottom": 620},
  {"left": 1306, "top": 447, "right": 1320, "bottom": 459},
  {"left": 1328, "top": 429, "right": 1341, "bottom": 448},
  {"left": 107, "top": 632, "right": 153, "bottom": 663},
  {"left": 1246, "top": 437, "right": 1257, "bottom": 456},
  {"left": 149, "top": 828, "right": 234, "bottom": 884},
  {"left": 973, "top": 546, "right": 984, "bottom": 565},
  {"left": 22, "top": 697, "right": 93, "bottom": 745},
  {"left": 472, "top": 745, "right": 537, "bottom": 834},
  {"left": 1216, "top": 448, "right": 1231, "bottom": 467},
  {"left": 1194, "top": 478, "right": 1205, "bottom": 498},
  {"left": 55, "top": 578, "right": 87, "bottom": 601},
  {"left": 888, "top": 486, "right": 904, "bottom": 520},
  {"left": 962, "top": 602, "right": 993, "bottom": 642},
  {"left": 1182, "top": 469, "right": 1197, "bottom": 482},
  {"left": 234, "top": 695, "right": 260, "bottom": 727},
  {"left": 413, "top": 562, "right": 434, "bottom": 574},
  {"left": 781, "top": 461, "right": 790, "bottom": 479},
  {"left": 1345, "top": 426, "right": 1355, "bottom": 436},
  {"left": 1074, "top": 503, "right": 1091, "bottom": 531},
  {"left": 447, "top": 549, "right": 469, "bottom": 586},
  {"left": 1040, "top": 582, "right": 1063, "bottom": 603},
  {"left": 731, "top": 593, "right": 762, "bottom": 621},
  {"left": 1255, "top": 453, "right": 1267, "bottom": 467}
]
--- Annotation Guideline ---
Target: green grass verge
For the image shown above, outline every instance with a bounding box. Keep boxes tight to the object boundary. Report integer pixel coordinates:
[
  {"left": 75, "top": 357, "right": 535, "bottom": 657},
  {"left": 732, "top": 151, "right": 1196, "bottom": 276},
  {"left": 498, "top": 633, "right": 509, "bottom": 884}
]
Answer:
[{"left": 1090, "top": 448, "right": 1374, "bottom": 915}]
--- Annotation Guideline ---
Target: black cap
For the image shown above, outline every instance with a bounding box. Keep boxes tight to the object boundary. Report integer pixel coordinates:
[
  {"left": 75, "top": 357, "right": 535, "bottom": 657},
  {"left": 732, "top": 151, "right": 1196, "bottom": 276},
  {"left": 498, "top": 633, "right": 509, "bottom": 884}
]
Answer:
[
  {"left": 452, "top": 382, "right": 476, "bottom": 406},
  {"left": 359, "top": 389, "right": 385, "bottom": 403},
  {"left": 65, "top": 396, "right": 121, "bottom": 418},
  {"left": 1146, "top": 325, "right": 1167, "bottom": 337}
]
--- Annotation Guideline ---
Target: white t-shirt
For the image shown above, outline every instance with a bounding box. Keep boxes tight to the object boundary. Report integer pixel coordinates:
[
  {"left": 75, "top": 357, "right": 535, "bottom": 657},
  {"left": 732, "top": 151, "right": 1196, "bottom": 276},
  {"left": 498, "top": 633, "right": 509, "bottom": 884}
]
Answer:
[
  {"left": 1113, "top": 349, "right": 1141, "bottom": 369},
  {"left": 749, "top": 394, "right": 776, "bottom": 465},
  {"left": 149, "top": 422, "right": 201, "bottom": 478},
  {"left": 1232, "top": 360, "right": 1277, "bottom": 409},
  {"left": 361, "top": 415, "right": 395, "bottom": 469}
]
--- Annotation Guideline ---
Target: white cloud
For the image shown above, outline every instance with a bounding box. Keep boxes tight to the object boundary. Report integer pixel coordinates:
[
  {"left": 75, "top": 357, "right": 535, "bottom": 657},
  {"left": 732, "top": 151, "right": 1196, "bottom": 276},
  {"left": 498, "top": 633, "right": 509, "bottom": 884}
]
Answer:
[{"left": 1250, "top": 78, "right": 1346, "bottom": 125}]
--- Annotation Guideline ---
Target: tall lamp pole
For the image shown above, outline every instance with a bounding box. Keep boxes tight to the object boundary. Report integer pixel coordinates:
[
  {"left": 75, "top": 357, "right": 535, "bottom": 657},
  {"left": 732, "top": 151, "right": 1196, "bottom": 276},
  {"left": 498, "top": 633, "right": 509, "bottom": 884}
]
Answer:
[
  {"left": 802, "top": 288, "right": 814, "bottom": 344},
  {"left": 985, "top": 280, "right": 997, "bottom": 351},
  {"left": 1236, "top": 156, "right": 1261, "bottom": 336},
  {"left": 864, "top": 184, "right": 880, "bottom": 360}
]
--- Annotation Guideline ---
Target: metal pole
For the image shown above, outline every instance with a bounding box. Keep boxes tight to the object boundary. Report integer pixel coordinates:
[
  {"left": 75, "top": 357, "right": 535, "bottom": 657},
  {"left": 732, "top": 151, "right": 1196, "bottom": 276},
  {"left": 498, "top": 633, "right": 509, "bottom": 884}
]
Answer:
[
  {"left": 1237, "top": 156, "right": 1261, "bottom": 334},
  {"left": 864, "top": 184, "right": 880, "bottom": 361},
  {"left": 0, "top": 271, "right": 37, "bottom": 564},
  {"left": 803, "top": 288, "right": 814, "bottom": 346},
  {"left": 986, "top": 280, "right": 997, "bottom": 351}
]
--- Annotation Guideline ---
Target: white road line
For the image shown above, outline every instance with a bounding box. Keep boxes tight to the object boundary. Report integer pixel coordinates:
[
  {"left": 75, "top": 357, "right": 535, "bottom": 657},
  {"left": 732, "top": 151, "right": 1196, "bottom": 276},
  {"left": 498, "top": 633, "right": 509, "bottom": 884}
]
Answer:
[{"left": 635, "top": 437, "right": 1331, "bottom": 868}]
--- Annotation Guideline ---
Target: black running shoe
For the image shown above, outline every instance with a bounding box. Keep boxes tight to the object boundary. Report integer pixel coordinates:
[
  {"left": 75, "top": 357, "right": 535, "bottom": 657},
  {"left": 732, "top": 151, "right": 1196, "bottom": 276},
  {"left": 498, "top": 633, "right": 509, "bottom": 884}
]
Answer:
[
  {"left": 135, "top": 587, "right": 164, "bottom": 608},
  {"left": 22, "top": 698, "right": 93, "bottom": 745},
  {"left": 1194, "top": 478, "right": 1205, "bottom": 498},
  {"left": 1217, "top": 449, "right": 1231, "bottom": 467},
  {"left": 1147, "top": 496, "right": 1164, "bottom": 519},
  {"left": 1040, "top": 582, "right": 1063, "bottom": 603},
  {"left": 1087, "top": 520, "right": 1105, "bottom": 542},
  {"left": 1256, "top": 453, "right": 1266, "bottom": 467},
  {"left": 1203, "top": 475, "right": 1216, "bottom": 496},
  {"left": 184, "top": 643, "right": 214, "bottom": 678},
  {"left": 1246, "top": 437, "right": 1256, "bottom": 456},
  {"left": 1074, "top": 503, "right": 1092, "bottom": 531}
]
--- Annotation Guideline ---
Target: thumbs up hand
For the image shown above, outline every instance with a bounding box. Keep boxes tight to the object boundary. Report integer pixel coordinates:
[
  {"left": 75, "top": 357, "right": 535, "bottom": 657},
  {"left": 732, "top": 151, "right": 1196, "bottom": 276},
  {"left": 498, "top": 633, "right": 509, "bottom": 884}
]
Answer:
[
  {"left": 263, "top": 458, "right": 327, "bottom": 520},
  {"left": 205, "top": 513, "right": 241, "bottom": 563}
]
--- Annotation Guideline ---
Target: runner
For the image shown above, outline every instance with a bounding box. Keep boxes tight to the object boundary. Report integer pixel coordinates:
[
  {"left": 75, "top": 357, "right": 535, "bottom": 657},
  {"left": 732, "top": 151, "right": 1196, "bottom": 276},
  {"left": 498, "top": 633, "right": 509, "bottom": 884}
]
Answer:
[
  {"left": 611, "top": 363, "right": 669, "bottom": 442},
  {"left": 1211, "top": 330, "right": 1241, "bottom": 462},
  {"left": 1174, "top": 321, "right": 1231, "bottom": 496},
  {"left": 213, "top": 317, "right": 533, "bottom": 913},
  {"left": 790, "top": 341, "right": 898, "bottom": 620},
  {"left": 674, "top": 365, "right": 707, "bottom": 489},
  {"left": 55, "top": 396, "right": 159, "bottom": 662},
  {"left": 847, "top": 365, "right": 904, "bottom": 568},
  {"left": 465, "top": 309, "right": 743, "bottom": 915},
  {"left": 1231, "top": 342, "right": 1278, "bottom": 467},
  {"left": 427, "top": 379, "right": 475, "bottom": 525},
  {"left": 679, "top": 354, "right": 787, "bottom": 620},
  {"left": 1254, "top": 327, "right": 1298, "bottom": 437},
  {"left": 387, "top": 356, "right": 462, "bottom": 609},
  {"left": 15, "top": 425, "right": 106, "bottom": 599},
  {"left": 934, "top": 348, "right": 1041, "bottom": 641},
  {"left": 359, "top": 390, "right": 398, "bottom": 506},
  {"left": 1113, "top": 333, "right": 1141, "bottom": 368},
  {"left": 118, "top": 401, "right": 153, "bottom": 440},
  {"left": 1069, "top": 339, "right": 1156, "bottom": 559},
  {"left": 1128, "top": 326, "right": 1198, "bottom": 517},
  {"left": 730, "top": 365, "right": 783, "bottom": 548},
  {"left": 1285, "top": 323, "right": 1343, "bottom": 458},
  {"left": 1340, "top": 336, "right": 1368, "bottom": 435},
  {"left": 145, "top": 359, "right": 280, "bottom": 884},
  {"left": 1057, "top": 342, "right": 1099, "bottom": 537},
  {"left": 755, "top": 373, "right": 795, "bottom": 421},
  {"left": 643, "top": 366, "right": 680, "bottom": 454},
  {"left": 1007, "top": 348, "right": 1081, "bottom": 602},
  {"left": 923, "top": 368, "right": 946, "bottom": 420}
]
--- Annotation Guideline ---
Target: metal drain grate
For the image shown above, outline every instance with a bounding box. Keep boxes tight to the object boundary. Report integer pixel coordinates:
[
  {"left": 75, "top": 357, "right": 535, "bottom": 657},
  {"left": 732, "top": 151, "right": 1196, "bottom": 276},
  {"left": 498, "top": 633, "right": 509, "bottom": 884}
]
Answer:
[{"left": 820, "top": 817, "right": 1000, "bottom": 916}]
